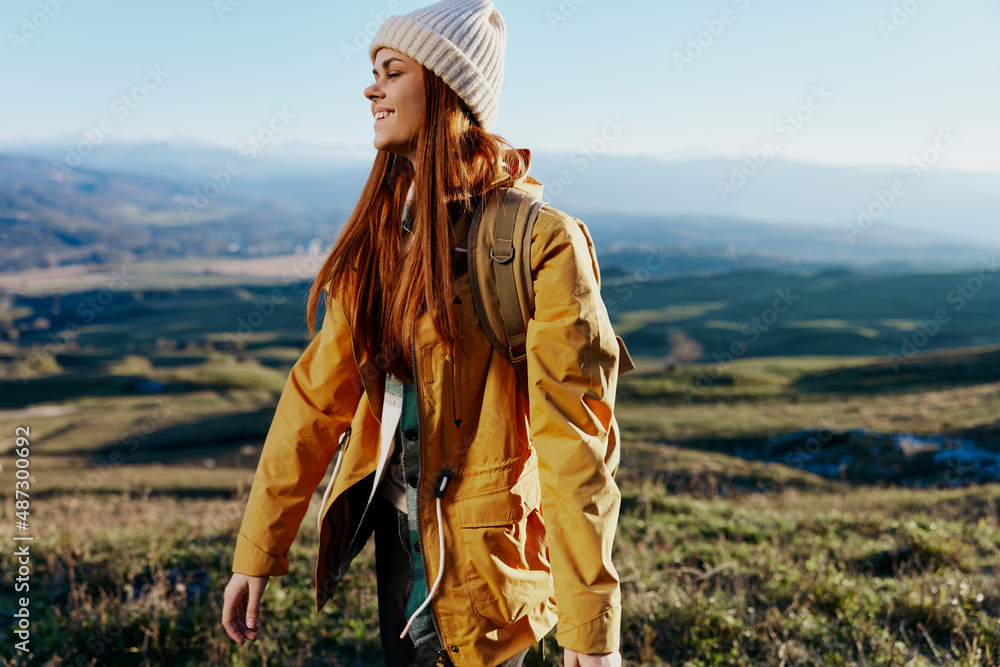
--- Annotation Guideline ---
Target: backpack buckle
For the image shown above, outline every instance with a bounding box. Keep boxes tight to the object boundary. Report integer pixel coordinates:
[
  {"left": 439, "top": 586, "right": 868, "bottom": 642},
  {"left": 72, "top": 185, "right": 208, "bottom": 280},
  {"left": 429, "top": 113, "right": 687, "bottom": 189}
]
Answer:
[
  {"left": 489, "top": 245, "right": 514, "bottom": 264},
  {"left": 507, "top": 333, "right": 527, "bottom": 363},
  {"left": 508, "top": 340, "right": 527, "bottom": 364}
]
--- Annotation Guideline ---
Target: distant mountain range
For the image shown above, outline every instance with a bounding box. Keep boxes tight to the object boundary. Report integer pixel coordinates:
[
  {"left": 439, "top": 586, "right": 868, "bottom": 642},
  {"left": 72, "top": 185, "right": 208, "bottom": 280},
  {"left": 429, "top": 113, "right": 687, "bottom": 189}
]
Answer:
[
  {"left": 530, "top": 153, "right": 1000, "bottom": 246},
  {"left": 1, "top": 140, "right": 997, "bottom": 274},
  {"left": 0, "top": 152, "right": 347, "bottom": 271}
]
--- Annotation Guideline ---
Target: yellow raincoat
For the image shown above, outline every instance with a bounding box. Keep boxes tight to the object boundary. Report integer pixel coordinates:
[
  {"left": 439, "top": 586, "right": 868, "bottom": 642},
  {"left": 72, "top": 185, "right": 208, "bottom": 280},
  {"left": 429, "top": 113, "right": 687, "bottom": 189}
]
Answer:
[{"left": 231, "top": 169, "right": 623, "bottom": 666}]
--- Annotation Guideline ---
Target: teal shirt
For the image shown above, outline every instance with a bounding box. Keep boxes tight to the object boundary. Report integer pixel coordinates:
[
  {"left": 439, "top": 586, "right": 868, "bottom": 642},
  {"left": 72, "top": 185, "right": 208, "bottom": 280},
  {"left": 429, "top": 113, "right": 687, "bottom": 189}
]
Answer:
[{"left": 385, "top": 373, "right": 437, "bottom": 647}]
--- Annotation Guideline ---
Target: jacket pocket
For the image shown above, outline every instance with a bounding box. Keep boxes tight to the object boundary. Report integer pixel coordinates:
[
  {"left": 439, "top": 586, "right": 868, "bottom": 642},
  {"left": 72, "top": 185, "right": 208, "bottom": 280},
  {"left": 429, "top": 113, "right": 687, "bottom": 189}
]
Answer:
[{"left": 455, "top": 468, "right": 552, "bottom": 627}]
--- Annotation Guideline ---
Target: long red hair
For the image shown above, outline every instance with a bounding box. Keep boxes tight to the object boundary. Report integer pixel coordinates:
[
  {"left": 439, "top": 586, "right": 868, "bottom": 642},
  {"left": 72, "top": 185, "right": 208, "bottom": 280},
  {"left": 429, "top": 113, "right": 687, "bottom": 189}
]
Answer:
[{"left": 306, "top": 68, "right": 527, "bottom": 381}]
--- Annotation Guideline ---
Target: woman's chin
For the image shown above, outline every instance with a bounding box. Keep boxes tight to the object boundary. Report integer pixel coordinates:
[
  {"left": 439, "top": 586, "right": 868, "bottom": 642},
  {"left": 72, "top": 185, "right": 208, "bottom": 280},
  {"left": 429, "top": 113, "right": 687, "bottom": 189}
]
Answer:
[{"left": 374, "top": 143, "right": 410, "bottom": 160}]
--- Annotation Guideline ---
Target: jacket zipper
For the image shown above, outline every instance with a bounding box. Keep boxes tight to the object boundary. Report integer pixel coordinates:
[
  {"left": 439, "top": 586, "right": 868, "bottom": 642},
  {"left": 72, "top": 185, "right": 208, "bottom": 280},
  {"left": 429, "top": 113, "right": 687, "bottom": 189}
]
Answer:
[
  {"left": 410, "top": 324, "right": 448, "bottom": 654},
  {"left": 317, "top": 425, "right": 351, "bottom": 535},
  {"left": 449, "top": 353, "right": 460, "bottom": 428}
]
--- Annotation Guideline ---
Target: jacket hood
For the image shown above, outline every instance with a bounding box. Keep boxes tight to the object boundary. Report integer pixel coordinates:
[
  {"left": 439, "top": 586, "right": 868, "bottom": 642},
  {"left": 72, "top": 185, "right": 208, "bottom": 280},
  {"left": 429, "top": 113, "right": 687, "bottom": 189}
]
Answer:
[{"left": 495, "top": 147, "right": 544, "bottom": 199}]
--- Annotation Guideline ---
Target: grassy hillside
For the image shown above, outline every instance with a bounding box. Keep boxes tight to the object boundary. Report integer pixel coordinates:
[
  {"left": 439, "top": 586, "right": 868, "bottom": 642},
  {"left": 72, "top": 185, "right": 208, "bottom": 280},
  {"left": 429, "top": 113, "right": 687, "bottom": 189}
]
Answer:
[
  {"left": 2, "top": 456, "right": 998, "bottom": 665},
  {"left": 4, "top": 266, "right": 1000, "bottom": 361},
  {"left": 1, "top": 280, "right": 999, "bottom": 665},
  {"left": 605, "top": 268, "right": 1000, "bottom": 360}
]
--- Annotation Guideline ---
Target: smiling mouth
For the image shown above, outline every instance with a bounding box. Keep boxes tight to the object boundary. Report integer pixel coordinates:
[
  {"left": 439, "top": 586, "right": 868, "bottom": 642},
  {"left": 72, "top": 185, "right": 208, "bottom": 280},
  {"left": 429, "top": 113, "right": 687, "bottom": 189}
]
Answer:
[{"left": 375, "top": 111, "right": 393, "bottom": 121}]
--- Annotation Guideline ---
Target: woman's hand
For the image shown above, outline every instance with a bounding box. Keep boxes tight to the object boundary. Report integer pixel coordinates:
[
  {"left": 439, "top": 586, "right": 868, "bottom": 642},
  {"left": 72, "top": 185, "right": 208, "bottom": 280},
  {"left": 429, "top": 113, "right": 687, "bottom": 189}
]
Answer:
[
  {"left": 222, "top": 573, "right": 270, "bottom": 645},
  {"left": 564, "top": 648, "right": 622, "bottom": 666}
]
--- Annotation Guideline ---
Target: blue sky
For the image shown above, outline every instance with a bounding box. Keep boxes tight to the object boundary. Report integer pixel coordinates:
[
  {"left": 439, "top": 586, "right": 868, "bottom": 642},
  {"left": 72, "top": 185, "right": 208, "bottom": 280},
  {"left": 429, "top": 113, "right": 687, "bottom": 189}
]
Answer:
[{"left": 2, "top": 0, "right": 998, "bottom": 172}]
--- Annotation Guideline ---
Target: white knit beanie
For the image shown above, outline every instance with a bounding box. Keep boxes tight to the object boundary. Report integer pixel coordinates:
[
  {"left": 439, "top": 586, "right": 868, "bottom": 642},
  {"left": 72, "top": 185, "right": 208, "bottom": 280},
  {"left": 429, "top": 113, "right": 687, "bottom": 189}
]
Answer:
[{"left": 369, "top": 0, "right": 506, "bottom": 132}]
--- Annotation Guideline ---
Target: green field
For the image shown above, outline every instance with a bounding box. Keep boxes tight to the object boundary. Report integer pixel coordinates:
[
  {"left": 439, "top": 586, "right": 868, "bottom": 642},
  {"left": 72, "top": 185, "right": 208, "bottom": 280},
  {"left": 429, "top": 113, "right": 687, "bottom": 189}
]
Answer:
[
  {"left": 6, "top": 265, "right": 1000, "bottom": 364},
  {"left": 1, "top": 269, "right": 999, "bottom": 665}
]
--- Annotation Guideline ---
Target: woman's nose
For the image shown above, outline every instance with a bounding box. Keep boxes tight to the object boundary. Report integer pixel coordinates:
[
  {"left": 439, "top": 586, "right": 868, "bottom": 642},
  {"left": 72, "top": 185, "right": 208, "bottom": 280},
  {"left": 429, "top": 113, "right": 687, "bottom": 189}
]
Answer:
[{"left": 364, "top": 82, "right": 381, "bottom": 101}]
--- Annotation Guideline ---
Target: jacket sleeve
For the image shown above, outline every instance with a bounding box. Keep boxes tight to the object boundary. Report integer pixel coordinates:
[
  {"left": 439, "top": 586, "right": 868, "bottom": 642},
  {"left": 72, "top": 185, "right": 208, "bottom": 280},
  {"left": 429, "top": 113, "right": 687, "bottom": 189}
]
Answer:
[
  {"left": 525, "top": 208, "right": 622, "bottom": 654},
  {"left": 232, "top": 296, "right": 364, "bottom": 576}
]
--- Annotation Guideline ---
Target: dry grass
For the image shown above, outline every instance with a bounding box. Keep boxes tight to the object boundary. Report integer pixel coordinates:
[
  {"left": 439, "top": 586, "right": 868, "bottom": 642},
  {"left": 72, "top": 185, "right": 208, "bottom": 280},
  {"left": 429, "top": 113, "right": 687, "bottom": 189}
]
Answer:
[
  {"left": 2, "top": 329, "right": 1000, "bottom": 664},
  {"left": 2, "top": 452, "right": 999, "bottom": 665}
]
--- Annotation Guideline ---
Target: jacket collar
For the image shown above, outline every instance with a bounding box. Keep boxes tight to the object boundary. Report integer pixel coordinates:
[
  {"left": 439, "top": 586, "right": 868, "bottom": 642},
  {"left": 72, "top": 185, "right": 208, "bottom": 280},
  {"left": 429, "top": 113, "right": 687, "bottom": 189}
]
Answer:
[{"left": 493, "top": 148, "right": 544, "bottom": 199}]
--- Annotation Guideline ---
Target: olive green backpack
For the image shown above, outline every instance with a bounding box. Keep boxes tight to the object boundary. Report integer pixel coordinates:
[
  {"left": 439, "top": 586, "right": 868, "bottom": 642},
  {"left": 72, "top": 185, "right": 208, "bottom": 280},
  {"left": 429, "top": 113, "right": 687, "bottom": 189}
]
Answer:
[{"left": 466, "top": 186, "right": 635, "bottom": 395}]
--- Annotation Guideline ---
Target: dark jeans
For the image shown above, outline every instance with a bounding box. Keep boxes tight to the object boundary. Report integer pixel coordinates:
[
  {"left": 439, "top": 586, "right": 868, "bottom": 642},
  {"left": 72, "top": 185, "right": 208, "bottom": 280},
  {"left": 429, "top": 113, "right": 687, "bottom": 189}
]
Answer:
[{"left": 365, "top": 494, "right": 530, "bottom": 667}]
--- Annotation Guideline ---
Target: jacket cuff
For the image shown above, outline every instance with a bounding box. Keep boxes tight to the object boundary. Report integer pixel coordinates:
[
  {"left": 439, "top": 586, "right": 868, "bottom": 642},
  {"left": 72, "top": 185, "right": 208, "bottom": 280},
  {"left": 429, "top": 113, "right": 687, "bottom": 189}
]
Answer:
[
  {"left": 554, "top": 605, "right": 621, "bottom": 655},
  {"left": 231, "top": 533, "right": 290, "bottom": 577}
]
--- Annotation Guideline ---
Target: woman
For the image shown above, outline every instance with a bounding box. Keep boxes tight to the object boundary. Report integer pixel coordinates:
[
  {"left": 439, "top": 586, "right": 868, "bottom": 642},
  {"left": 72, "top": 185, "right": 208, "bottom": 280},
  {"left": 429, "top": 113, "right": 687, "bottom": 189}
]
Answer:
[{"left": 221, "top": 2, "right": 624, "bottom": 665}]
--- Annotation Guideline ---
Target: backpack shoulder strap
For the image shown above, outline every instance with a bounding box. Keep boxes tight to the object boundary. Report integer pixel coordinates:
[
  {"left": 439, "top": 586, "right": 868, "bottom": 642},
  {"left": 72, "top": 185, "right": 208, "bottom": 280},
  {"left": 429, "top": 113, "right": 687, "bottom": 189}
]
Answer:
[
  {"left": 468, "top": 187, "right": 636, "bottom": 397},
  {"left": 468, "top": 187, "right": 544, "bottom": 395}
]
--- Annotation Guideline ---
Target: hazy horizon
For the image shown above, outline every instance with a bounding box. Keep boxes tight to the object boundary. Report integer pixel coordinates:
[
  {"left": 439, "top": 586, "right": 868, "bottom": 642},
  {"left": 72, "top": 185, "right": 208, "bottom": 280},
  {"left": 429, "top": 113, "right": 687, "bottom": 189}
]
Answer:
[{"left": 3, "top": 135, "right": 999, "bottom": 177}]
